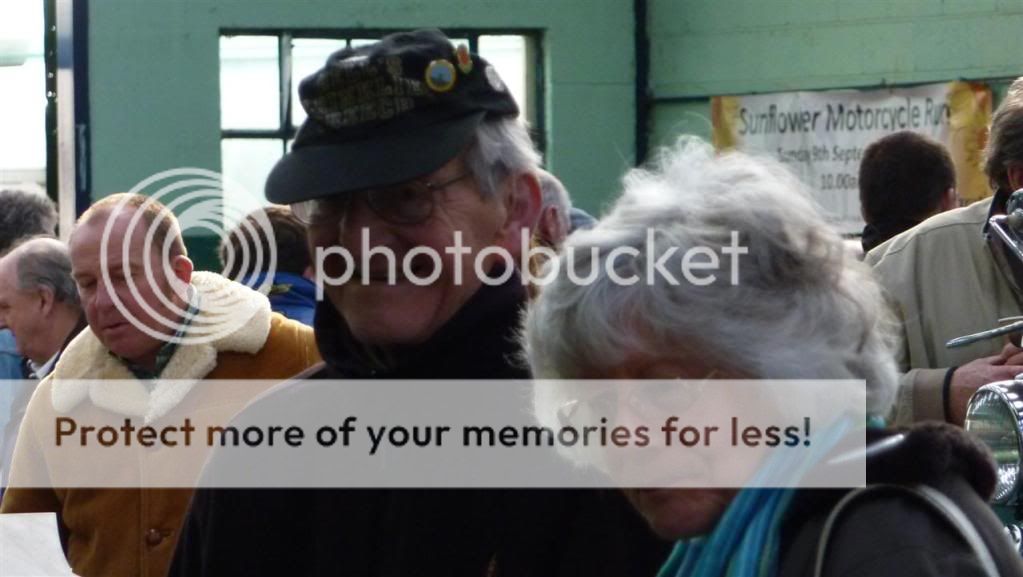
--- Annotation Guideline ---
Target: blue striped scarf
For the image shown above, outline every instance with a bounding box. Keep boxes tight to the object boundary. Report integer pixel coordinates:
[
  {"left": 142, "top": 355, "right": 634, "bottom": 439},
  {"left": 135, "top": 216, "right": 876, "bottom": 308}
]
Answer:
[{"left": 656, "top": 417, "right": 854, "bottom": 577}]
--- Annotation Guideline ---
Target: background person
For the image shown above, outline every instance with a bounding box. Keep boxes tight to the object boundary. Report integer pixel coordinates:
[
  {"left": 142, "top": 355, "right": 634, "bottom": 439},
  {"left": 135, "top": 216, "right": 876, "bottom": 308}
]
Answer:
[
  {"left": 0, "top": 188, "right": 59, "bottom": 492},
  {"left": 859, "top": 131, "right": 958, "bottom": 253},
  {"left": 220, "top": 205, "right": 317, "bottom": 326},
  {"left": 523, "top": 138, "right": 1023, "bottom": 576},
  {"left": 0, "top": 193, "right": 321, "bottom": 577},
  {"left": 866, "top": 77, "right": 1023, "bottom": 426},
  {"left": 0, "top": 238, "right": 86, "bottom": 492},
  {"left": 0, "top": 188, "right": 58, "bottom": 380},
  {"left": 569, "top": 206, "right": 597, "bottom": 232}
]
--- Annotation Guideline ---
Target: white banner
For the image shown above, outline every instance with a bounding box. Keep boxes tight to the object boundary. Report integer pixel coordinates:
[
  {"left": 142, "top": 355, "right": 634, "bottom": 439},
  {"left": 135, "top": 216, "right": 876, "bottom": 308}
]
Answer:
[{"left": 713, "top": 82, "right": 991, "bottom": 234}]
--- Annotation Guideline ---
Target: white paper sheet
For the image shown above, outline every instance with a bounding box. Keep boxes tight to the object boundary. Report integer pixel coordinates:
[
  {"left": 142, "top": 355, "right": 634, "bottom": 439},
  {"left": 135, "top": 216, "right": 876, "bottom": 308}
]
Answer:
[{"left": 0, "top": 513, "right": 75, "bottom": 576}]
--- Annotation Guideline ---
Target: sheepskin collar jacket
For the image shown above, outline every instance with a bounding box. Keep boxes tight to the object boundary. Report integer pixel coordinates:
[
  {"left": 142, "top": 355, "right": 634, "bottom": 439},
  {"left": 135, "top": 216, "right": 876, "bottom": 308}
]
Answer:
[
  {"left": 49, "top": 271, "right": 281, "bottom": 423},
  {"left": 0, "top": 272, "right": 321, "bottom": 577},
  {"left": 778, "top": 423, "right": 1023, "bottom": 577}
]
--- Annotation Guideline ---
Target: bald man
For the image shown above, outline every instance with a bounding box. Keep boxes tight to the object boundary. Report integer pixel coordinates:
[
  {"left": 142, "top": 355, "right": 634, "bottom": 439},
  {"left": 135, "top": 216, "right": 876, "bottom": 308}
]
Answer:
[{"left": 0, "top": 194, "right": 321, "bottom": 577}]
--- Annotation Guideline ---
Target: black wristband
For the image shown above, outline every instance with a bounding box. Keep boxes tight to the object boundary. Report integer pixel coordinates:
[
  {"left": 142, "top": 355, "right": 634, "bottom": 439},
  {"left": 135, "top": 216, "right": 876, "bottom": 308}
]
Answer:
[{"left": 943, "top": 366, "right": 959, "bottom": 423}]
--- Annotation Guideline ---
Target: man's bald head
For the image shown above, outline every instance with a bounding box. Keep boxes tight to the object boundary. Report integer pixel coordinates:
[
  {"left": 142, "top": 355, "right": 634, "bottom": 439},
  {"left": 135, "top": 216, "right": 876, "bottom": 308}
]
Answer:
[
  {"left": 69, "top": 193, "right": 193, "bottom": 367},
  {"left": 75, "top": 193, "right": 188, "bottom": 258}
]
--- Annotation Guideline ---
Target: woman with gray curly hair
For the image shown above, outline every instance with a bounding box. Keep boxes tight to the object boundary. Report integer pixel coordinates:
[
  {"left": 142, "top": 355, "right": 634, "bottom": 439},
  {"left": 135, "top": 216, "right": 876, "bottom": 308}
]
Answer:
[{"left": 522, "top": 138, "right": 1022, "bottom": 577}]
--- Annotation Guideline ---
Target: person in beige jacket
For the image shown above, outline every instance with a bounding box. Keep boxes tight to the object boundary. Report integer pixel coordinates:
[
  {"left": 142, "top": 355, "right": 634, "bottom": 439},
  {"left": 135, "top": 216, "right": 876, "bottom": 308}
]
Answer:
[
  {"left": 866, "top": 77, "right": 1023, "bottom": 426},
  {"left": 0, "top": 193, "right": 321, "bottom": 577}
]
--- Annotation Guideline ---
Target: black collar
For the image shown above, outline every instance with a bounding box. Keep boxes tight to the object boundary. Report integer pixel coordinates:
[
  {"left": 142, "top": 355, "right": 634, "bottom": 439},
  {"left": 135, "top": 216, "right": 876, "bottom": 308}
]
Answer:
[
  {"left": 313, "top": 273, "right": 529, "bottom": 379},
  {"left": 983, "top": 187, "right": 1011, "bottom": 235}
]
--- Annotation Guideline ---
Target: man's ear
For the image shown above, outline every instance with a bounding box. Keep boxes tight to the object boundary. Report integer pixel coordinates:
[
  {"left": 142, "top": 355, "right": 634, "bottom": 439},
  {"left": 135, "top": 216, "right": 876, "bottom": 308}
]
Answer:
[
  {"left": 37, "top": 286, "right": 56, "bottom": 317},
  {"left": 169, "top": 255, "right": 194, "bottom": 298},
  {"left": 495, "top": 172, "right": 542, "bottom": 256},
  {"left": 940, "top": 187, "right": 960, "bottom": 212}
]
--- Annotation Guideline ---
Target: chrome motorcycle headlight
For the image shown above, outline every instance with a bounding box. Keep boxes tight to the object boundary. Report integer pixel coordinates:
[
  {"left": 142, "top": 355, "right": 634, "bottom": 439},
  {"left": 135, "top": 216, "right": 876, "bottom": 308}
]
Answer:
[{"left": 966, "top": 382, "right": 1023, "bottom": 504}]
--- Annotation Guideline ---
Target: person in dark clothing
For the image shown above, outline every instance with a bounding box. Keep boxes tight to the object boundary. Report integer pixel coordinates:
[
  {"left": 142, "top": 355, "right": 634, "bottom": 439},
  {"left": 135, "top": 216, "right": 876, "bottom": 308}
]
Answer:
[
  {"left": 523, "top": 138, "right": 1023, "bottom": 576},
  {"left": 220, "top": 205, "right": 317, "bottom": 326},
  {"left": 169, "top": 28, "right": 666, "bottom": 577},
  {"left": 775, "top": 423, "right": 1020, "bottom": 577},
  {"left": 859, "top": 130, "right": 958, "bottom": 253}
]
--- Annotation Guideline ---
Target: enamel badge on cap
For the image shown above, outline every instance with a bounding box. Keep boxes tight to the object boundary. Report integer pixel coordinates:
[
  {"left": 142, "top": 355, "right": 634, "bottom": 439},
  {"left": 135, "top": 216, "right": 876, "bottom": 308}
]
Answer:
[
  {"left": 425, "top": 59, "right": 457, "bottom": 92},
  {"left": 455, "top": 44, "right": 473, "bottom": 74},
  {"left": 484, "top": 65, "right": 506, "bottom": 92}
]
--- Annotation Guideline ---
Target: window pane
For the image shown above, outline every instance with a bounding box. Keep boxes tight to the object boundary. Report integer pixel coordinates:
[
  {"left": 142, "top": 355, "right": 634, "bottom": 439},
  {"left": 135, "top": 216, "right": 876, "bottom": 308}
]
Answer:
[
  {"left": 0, "top": 56, "right": 46, "bottom": 175},
  {"left": 220, "top": 36, "right": 280, "bottom": 130},
  {"left": 349, "top": 38, "right": 378, "bottom": 49},
  {"left": 0, "top": 0, "right": 46, "bottom": 186},
  {"left": 221, "top": 139, "right": 283, "bottom": 226},
  {"left": 291, "top": 38, "right": 348, "bottom": 127},
  {"left": 478, "top": 35, "right": 530, "bottom": 122}
]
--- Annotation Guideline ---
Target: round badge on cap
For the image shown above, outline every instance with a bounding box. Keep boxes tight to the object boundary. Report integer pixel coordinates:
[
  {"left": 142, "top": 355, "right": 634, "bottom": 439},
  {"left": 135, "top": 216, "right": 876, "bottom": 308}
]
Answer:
[
  {"left": 484, "top": 65, "right": 506, "bottom": 93},
  {"left": 455, "top": 44, "right": 473, "bottom": 74},
  {"left": 425, "top": 59, "right": 457, "bottom": 93}
]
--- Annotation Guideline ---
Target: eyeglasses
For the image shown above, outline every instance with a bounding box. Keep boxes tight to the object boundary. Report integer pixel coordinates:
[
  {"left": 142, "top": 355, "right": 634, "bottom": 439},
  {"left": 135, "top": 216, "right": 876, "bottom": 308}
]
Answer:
[
  {"left": 291, "top": 173, "right": 472, "bottom": 227},
  {"left": 556, "top": 372, "right": 718, "bottom": 429}
]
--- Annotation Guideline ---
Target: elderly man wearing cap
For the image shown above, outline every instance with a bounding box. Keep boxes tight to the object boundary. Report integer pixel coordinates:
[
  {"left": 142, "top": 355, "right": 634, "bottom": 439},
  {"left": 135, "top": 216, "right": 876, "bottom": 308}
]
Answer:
[{"left": 170, "top": 29, "right": 664, "bottom": 576}]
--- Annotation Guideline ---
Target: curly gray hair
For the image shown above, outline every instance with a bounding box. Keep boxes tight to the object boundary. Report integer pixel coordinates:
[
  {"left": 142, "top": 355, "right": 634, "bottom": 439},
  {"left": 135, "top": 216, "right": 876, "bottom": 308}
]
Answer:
[{"left": 522, "top": 137, "right": 898, "bottom": 417}]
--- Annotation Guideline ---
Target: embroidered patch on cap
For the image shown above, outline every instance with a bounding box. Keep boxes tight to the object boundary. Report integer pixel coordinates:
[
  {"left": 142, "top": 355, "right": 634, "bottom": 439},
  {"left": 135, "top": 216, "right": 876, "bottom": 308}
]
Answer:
[
  {"left": 303, "top": 55, "right": 426, "bottom": 129},
  {"left": 425, "top": 59, "right": 457, "bottom": 93}
]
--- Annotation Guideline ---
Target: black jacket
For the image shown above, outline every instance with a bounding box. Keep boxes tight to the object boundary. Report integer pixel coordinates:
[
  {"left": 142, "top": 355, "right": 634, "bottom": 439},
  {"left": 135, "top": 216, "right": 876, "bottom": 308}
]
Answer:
[
  {"left": 778, "top": 423, "right": 1023, "bottom": 577},
  {"left": 169, "top": 279, "right": 667, "bottom": 577}
]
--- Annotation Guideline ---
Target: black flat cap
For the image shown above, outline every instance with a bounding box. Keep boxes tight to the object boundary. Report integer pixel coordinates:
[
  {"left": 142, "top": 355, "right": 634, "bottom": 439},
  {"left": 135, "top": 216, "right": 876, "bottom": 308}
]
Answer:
[{"left": 265, "top": 28, "right": 519, "bottom": 205}]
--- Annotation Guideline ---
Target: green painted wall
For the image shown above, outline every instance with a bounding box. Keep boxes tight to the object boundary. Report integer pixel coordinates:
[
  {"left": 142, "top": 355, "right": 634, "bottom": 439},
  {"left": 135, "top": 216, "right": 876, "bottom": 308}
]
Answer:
[
  {"left": 647, "top": 0, "right": 1023, "bottom": 152},
  {"left": 87, "top": 0, "right": 636, "bottom": 268},
  {"left": 91, "top": 0, "right": 1023, "bottom": 255}
]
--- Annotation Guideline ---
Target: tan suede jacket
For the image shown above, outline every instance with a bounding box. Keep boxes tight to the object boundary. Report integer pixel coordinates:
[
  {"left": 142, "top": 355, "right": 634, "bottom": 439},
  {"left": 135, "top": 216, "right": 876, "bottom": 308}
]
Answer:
[{"left": 0, "top": 272, "right": 321, "bottom": 577}]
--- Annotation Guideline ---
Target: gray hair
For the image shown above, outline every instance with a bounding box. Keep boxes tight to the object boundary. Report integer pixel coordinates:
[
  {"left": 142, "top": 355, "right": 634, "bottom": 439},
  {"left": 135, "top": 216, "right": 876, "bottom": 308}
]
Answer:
[
  {"left": 0, "top": 188, "right": 58, "bottom": 255},
  {"left": 538, "top": 169, "right": 571, "bottom": 230},
  {"left": 522, "top": 137, "right": 898, "bottom": 417},
  {"left": 985, "top": 77, "right": 1023, "bottom": 191},
  {"left": 464, "top": 117, "right": 542, "bottom": 197},
  {"left": 9, "top": 237, "right": 80, "bottom": 307}
]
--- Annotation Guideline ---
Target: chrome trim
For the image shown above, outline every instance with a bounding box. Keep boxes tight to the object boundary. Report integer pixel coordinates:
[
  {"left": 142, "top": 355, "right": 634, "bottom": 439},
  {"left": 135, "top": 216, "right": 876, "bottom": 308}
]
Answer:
[{"left": 965, "top": 381, "right": 1023, "bottom": 505}]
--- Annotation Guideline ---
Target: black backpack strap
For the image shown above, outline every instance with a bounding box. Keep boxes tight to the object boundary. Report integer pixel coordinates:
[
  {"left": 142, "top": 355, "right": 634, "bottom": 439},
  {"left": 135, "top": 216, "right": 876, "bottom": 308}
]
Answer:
[{"left": 813, "top": 484, "right": 999, "bottom": 577}]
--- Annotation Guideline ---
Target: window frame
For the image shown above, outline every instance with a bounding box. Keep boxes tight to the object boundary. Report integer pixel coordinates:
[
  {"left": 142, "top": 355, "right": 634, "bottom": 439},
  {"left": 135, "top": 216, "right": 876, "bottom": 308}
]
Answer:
[{"left": 219, "top": 28, "right": 546, "bottom": 162}]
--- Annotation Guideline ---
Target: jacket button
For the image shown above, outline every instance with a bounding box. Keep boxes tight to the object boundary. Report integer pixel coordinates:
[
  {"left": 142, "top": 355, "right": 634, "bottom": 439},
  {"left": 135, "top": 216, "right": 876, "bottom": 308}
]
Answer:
[{"left": 145, "top": 528, "right": 164, "bottom": 547}]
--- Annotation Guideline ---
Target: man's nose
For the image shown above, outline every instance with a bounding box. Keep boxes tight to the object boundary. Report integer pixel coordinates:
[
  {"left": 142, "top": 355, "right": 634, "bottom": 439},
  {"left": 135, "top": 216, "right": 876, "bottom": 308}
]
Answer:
[{"left": 93, "top": 279, "right": 118, "bottom": 312}]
